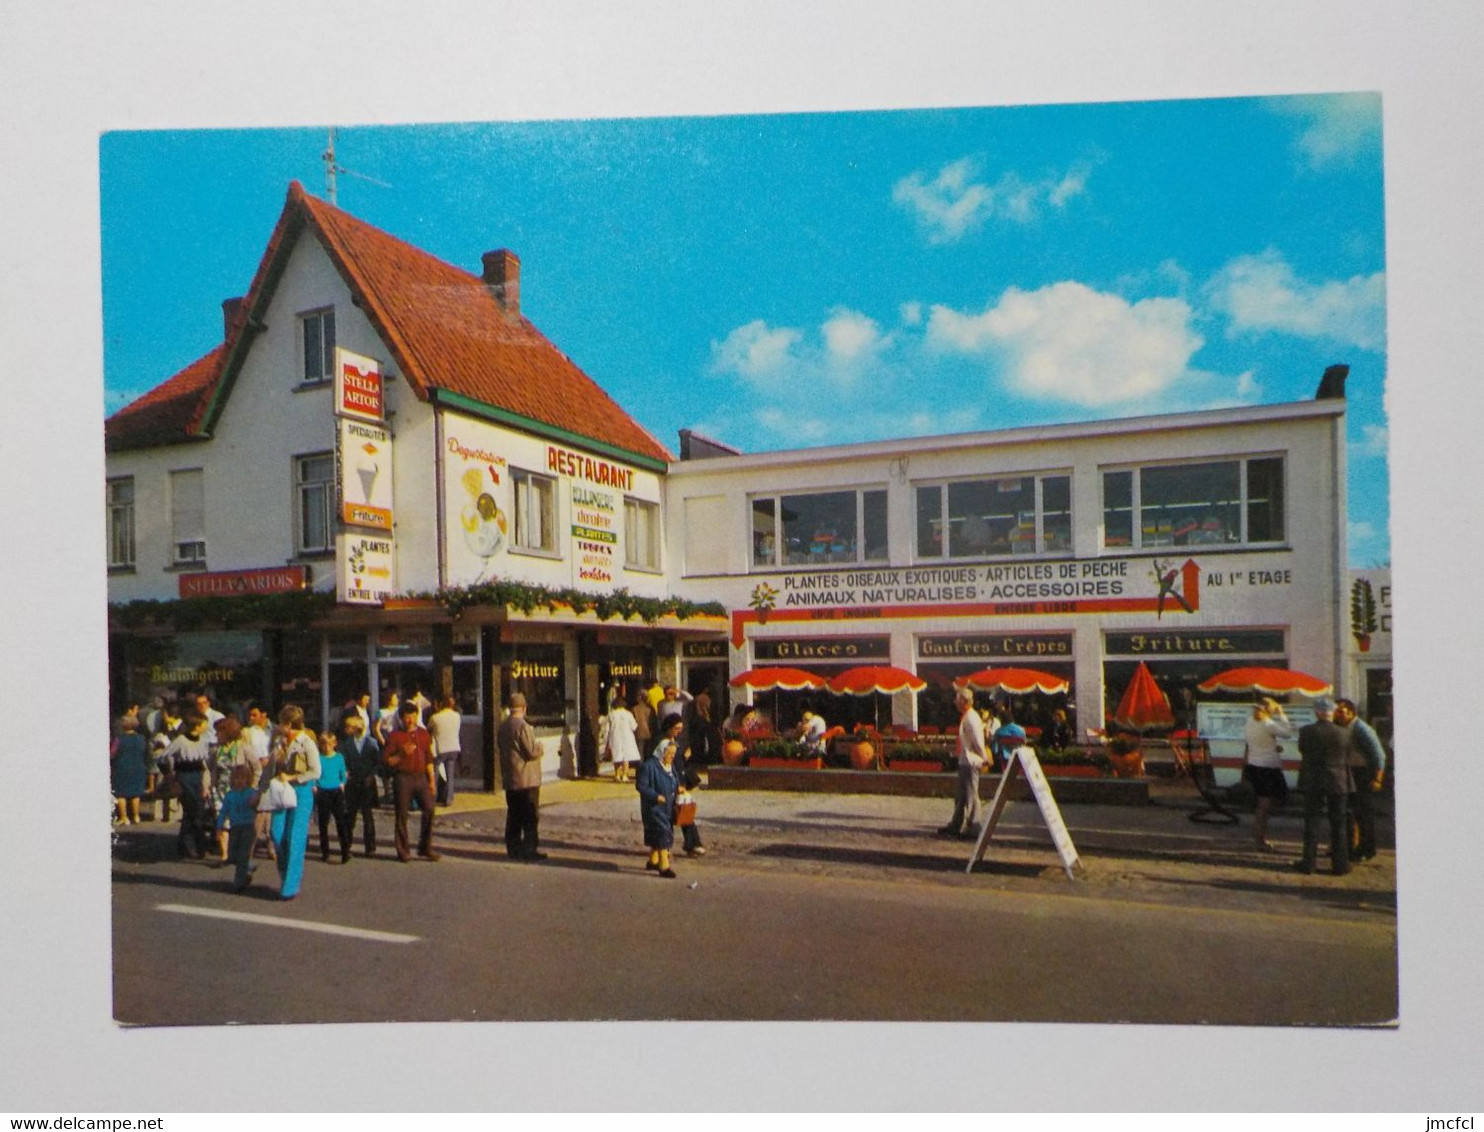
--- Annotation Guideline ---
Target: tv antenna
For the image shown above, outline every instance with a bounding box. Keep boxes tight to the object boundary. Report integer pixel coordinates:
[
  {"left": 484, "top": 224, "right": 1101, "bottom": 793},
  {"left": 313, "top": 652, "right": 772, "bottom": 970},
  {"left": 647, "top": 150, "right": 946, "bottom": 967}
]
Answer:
[{"left": 321, "top": 127, "right": 390, "bottom": 206}]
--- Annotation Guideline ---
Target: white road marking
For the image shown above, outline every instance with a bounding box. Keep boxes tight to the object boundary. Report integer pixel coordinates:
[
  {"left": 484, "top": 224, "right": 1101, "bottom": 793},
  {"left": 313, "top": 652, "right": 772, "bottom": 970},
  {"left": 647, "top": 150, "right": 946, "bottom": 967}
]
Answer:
[{"left": 156, "top": 903, "right": 419, "bottom": 943}]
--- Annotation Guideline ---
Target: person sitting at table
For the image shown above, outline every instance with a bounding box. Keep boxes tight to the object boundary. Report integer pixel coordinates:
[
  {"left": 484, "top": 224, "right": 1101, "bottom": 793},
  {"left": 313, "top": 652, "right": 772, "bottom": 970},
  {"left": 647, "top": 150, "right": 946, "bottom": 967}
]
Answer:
[{"left": 794, "top": 710, "right": 829, "bottom": 755}]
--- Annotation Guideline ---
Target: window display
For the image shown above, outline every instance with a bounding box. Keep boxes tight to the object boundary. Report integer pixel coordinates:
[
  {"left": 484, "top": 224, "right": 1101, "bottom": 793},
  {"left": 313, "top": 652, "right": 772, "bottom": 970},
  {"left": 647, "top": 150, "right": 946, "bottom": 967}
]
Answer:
[
  {"left": 916, "top": 473, "right": 1071, "bottom": 559},
  {"left": 750, "top": 487, "right": 888, "bottom": 567},
  {"left": 1102, "top": 456, "right": 1285, "bottom": 550}
]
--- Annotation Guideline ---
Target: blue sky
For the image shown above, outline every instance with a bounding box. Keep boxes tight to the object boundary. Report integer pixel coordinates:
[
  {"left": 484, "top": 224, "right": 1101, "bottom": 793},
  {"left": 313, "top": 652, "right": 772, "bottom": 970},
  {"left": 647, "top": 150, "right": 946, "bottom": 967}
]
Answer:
[{"left": 100, "top": 93, "right": 1389, "bottom": 563}]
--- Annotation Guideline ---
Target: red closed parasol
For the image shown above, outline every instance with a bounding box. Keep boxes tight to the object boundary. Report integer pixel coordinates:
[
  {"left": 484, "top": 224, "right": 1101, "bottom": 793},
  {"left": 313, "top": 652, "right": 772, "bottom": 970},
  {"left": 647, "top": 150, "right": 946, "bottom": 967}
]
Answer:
[
  {"left": 1196, "top": 667, "right": 1332, "bottom": 697},
  {"left": 1112, "top": 661, "right": 1175, "bottom": 732},
  {"left": 729, "top": 667, "right": 827, "bottom": 691},
  {"left": 953, "top": 667, "right": 1070, "bottom": 695}
]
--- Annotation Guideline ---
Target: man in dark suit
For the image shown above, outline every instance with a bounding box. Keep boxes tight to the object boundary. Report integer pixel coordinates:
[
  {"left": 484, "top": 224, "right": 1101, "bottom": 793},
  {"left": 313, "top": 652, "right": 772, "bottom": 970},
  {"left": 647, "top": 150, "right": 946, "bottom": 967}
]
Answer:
[{"left": 1296, "top": 696, "right": 1354, "bottom": 876}]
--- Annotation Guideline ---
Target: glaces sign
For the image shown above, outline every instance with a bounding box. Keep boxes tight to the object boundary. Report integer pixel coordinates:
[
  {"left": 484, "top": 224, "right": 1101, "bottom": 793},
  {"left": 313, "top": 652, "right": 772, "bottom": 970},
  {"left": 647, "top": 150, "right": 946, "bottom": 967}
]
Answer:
[{"left": 333, "top": 348, "right": 385, "bottom": 423}]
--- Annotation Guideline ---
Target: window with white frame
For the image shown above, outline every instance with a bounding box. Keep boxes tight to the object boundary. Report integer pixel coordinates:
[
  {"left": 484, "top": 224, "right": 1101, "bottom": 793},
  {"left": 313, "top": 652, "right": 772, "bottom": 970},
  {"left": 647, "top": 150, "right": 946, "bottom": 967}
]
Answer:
[
  {"left": 512, "top": 468, "right": 557, "bottom": 553},
  {"left": 301, "top": 308, "right": 336, "bottom": 384},
  {"left": 106, "top": 476, "right": 135, "bottom": 568},
  {"left": 169, "top": 468, "right": 206, "bottom": 565},
  {"left": 295, "top": 452, "right": 335, "bottom": 554},
  {"left": 624, "top": 497, "right": 660, "bottom": 571},
  {"left": 750, "top": 487, "right": 888, "bottom": 568},
  {"left": 1101, "top": 455, "right": 1285, "bottom": 550},
  {"left": 915, "top": 472, "right": 1071, "bottom": 559}
]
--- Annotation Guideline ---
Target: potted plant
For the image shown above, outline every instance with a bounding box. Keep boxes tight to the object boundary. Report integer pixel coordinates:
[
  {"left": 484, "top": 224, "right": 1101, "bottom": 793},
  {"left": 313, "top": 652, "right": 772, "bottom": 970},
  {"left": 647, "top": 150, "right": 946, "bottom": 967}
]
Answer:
[
  {"left": 720, "top": 728, "right": 747, "bottom": 766},
  {"left": 1037, "top": 747, "right": 1112, "bottom": 778},
  {"left": 846, "top": 726, "right": 879, "bottom": 770},
  {"left": 748, "top": 738, "right": 822, "bottom": 770},
  {"left": 885, "top": 741, "right": 950, "bottom": 773},
  {"left": 1105, "top": 732, "right": 1145, "bottom": 778}
]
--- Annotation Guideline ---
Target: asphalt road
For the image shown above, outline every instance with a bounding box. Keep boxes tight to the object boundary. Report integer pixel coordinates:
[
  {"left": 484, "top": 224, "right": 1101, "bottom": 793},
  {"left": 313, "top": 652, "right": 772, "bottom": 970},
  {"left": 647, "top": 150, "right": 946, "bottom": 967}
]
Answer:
[{"left": 111, "top": 786, "right": 1398, "bottom": 1026}]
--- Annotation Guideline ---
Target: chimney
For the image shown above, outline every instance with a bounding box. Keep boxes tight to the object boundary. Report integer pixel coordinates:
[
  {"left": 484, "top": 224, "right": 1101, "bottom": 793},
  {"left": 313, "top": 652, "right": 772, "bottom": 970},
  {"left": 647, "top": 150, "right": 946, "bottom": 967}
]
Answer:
[
  {"left": 481, "top": 249, "right": 520, "bottom": 316},
  {"left": 222, "top": 296, "right": 246, "bottom": 341},
  {"left": 1315, "top": 364, "right": 1349, "bottom": 400}
]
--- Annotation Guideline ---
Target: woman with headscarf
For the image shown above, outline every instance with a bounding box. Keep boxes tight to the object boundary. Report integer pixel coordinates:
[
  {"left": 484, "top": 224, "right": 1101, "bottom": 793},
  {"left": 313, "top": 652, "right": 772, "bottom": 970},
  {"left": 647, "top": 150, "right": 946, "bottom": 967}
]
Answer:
[{"left": 635, "top": 713, "right": 684, "bottom": 878}]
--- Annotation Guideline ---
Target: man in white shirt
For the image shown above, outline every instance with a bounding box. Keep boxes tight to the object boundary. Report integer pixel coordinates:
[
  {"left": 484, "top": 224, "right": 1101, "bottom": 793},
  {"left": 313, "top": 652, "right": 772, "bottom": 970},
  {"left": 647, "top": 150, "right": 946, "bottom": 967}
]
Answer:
[
  {"left": 427, "top": 695, "right": 463, "bottom": 807},
  {"left": 939, "top": 688, "right": 988, "bottom": 840}
]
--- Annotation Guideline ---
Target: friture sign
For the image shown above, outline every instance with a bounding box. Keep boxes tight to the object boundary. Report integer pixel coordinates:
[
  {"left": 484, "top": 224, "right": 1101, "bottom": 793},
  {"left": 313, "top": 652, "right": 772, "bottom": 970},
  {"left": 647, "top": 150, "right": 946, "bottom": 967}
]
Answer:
[
  {"left": 753, "top": 636, "right": 891, "bottom": 662},
  {"left": 918, "top": 633, "right": 1073, "bottom": 659},
  {"left": 179, "top": 566, "right": 307, "bottom": 599},
  {"left": 333, "top": 348, "right": 385, "bottom": 423},
  {"left": 1104, "top": 629, "right": 1285, "bottom": 656}
]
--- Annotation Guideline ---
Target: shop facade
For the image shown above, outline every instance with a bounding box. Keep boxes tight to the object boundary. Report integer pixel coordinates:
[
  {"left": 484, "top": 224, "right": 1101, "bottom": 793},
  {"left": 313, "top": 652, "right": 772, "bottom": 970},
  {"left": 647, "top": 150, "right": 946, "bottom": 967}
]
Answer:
[
  {"left": 665, "top": 392, "right": 1350, "bottom": 737},
  {"left": 105, "top": 183, "right": 723, "bottom": 784}
]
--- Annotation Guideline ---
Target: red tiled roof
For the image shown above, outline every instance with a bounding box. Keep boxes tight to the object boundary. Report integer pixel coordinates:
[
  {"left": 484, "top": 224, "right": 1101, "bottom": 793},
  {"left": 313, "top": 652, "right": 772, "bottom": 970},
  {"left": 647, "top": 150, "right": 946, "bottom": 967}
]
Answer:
[
  {"left": 104, "top": 345, "right": 224, "bottom": 451},
  {"left": 107, "top": 182, "right": 672, "bottom": 465}
]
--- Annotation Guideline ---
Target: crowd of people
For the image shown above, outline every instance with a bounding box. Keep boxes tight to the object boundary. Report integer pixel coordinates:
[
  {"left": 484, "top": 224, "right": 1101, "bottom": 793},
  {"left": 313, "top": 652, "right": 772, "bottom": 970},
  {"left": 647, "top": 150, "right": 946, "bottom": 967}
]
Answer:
[
  {"left": 112, "top": 677, "right": 1389, "bottom": 893},
  {"left": 110, "top": 690, "right": 464, "bottom": 900}
]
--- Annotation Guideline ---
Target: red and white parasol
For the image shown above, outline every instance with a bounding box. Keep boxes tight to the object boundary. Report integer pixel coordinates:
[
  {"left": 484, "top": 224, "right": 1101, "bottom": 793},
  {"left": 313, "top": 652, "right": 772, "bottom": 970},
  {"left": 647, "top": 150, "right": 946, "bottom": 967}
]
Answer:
[
  {"left": 953, "top": 667, "right": 1070, "bottom": 695},
  {"left": 729, "top": 667, "right": 828, "bottom": 691},
  {"left": 1111, "top": 661, "right": 1175, "bottom": 732},
  {"left": 1196, "top": 666, "right": 1332, "bottom": 697},
  {"left": 826, "top": 665, "right": 928, "bottom": 696}
]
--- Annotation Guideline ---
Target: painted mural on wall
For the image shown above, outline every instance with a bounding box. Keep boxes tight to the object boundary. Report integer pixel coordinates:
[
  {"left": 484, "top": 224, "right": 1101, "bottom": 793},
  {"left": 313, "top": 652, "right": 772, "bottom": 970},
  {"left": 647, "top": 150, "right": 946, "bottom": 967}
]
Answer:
[{"left": 444, "top": 427, "right": 511, "bottom": 584}]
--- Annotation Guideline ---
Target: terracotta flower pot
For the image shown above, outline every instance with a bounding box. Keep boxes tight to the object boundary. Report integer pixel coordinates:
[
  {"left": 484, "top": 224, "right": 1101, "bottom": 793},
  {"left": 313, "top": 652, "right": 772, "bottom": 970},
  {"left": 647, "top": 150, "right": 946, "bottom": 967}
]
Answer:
[
  {"left": 1107, "top": 750, "right": 1145, "bottom": 778},
  {"left": 721, "top": 738, "right": 746, "bottom": 766},
  {"left": 849, "top": 740, "right": 877, "bottom": 770}
]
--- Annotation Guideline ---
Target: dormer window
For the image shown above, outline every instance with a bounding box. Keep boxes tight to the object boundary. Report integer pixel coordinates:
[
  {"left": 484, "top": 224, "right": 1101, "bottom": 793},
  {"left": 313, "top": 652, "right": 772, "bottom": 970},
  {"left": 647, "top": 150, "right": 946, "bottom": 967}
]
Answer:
[{"left": 301, "top": 308, "right": 336, "bottom": 384}]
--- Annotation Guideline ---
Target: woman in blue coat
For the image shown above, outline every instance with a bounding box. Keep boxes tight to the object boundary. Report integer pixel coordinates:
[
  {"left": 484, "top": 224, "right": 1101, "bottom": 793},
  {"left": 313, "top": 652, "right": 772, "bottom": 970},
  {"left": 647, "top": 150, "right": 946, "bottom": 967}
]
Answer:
[{"left": 636, "top": 713, "right": 683, "bottom": 878}]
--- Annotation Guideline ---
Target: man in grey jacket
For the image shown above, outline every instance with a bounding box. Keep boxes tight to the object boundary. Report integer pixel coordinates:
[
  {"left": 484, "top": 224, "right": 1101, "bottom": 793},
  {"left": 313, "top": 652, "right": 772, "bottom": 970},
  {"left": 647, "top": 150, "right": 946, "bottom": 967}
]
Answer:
[
  {"left": 497, "top": 693, "right": 546, "bottom": 861},
  {"left": 1296, "top": 696, "right": 1354, "bottom": 876}
]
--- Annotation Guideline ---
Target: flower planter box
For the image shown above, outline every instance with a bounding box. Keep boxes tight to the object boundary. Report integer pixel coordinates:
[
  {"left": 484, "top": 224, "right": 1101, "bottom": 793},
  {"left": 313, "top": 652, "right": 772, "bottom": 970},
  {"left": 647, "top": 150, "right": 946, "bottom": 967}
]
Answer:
[
  {"left": 887, "top": 760, "right": 946, "bottom": 773},
  {"left": 749, "top": 756, "right": 824, "bottom": 770},
  {"left": 1041, "top": 765, "right": 1105, "bottom": 778}
]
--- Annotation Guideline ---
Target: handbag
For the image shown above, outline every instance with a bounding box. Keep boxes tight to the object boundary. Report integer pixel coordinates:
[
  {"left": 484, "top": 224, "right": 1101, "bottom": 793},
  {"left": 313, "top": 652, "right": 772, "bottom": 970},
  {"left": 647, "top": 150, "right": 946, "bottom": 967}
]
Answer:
[
  {"left": 263, "top": 776, "right": 298, "bottom": 812},
  {"left": 675, "top": 790, "right": 696, "bottom": 827}
]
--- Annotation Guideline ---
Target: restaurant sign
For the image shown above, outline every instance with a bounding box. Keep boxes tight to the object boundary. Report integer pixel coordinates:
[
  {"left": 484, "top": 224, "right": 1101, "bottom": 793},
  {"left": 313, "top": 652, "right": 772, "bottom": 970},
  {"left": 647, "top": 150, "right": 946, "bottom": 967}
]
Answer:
[
  {"left": 179, "top": 565, "right": 307, "bottom": 599},
  {"left": 754, "top": 636, "right": 891, "bottom": 662},
  {"left": 918, "top": 633, "right": 1073, "bottom": 659}
]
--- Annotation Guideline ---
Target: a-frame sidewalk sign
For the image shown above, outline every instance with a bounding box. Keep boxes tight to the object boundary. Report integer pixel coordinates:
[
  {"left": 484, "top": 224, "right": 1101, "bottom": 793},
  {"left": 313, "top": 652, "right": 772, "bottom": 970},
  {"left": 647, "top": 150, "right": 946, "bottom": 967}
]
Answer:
[{"left": 966, "top": 746, "right": 1082, "bottom": 880}]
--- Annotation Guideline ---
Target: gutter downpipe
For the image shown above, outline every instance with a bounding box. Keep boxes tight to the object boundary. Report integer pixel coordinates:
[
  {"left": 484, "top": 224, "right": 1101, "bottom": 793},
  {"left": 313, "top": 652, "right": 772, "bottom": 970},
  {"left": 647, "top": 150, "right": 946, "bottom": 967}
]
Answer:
[{"left": 1332, "top": 408, "right": 1348, "bottom": 698}]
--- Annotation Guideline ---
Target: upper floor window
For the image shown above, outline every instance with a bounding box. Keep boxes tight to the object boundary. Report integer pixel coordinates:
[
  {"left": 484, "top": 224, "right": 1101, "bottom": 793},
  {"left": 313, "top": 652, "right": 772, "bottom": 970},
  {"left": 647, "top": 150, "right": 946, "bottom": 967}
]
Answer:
[
  {"left": 916, "top": 473, "right": 1071, "bottom": 559},
  {"left": 751, "top": 487, "right": 888, "bottom": 569},
  {"left": 512, "top": 468, "right": 557, "bottom": 554},
  {"left": 1102, "top": 456, "right": 1285, "bottom": 550},
  {"left": 301, "top": 308, "right": 336, "bottom": 384},
  {"left": 106, "top": 477, "right": 135, "bottom": 568},
  {"left": 295, "top": 452, "right": 335, "bottom": 554},
  {"left": 170, "top": 468, "right": 206, "bottom": 566},
  {"left": 624, "top": 497, "right": 660, "bottom": 571}
]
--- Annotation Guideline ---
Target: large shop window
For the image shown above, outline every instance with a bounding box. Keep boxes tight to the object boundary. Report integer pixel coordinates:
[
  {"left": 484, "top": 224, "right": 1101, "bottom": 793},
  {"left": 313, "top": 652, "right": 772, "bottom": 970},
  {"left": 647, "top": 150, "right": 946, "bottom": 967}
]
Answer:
[
  {"left": 915, "top": 473, "right": 1071, "bottom": 559},
  {"left": 505, "top": 643, "right": 566, "bottom": 726},
  {"left": 1102, "top": 456, "right": 1285, "bottom": 550},
  {"left": 107, "top": 476, "right": 135, "bottom": 568},
  {"left": 512, "top": 468, "right": 558, "bottom": 554},
  {"left": 295, "top": 452, "right": 335, "bottom": 555},
  {"left": 300, "top": 308, "right": 336, "bottom": 384},
  {"left": 169, "top": 468, "right": 206, "bottom": 566},
  {"left": 624, "top": 497, "right": 660, "bottom": 571},
  {"left": 750, "top": 487, "right": 888, "bottom": 568}
]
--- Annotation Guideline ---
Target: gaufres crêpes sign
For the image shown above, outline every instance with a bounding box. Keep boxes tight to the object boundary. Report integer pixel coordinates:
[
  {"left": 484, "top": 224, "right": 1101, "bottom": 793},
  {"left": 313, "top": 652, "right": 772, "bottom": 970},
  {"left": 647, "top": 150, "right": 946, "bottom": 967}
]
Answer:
[
  {"left": 333, "top": 348, "right": 396, "bottom": 605},
  {"left": 733, "top": 555, "right": 1295, "bottom": 646}
]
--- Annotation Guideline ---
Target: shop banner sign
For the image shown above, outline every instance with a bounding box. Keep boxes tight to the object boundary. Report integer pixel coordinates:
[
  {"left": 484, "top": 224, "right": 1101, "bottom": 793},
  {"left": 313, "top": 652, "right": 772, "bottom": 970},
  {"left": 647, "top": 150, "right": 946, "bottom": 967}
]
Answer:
[
  {"left": 918, "top": 633, "right": 1073, "bottom": 660},
  {"left": 754, "top": 636, "right": 891, "bottom": 662},
  {"left": 333, "top": 347, "right": 385, "bottom": 423},
  {"left": 179, "top": 565, "right": 307, "bottom": 599},
  {"left": 338, "top": 532, "right": 395, "bottom": 605},
  {"left": 337, "top": 417, "right": 394, "bottom": 531},
  {"left": 442, "top": 424, "right": 511, "bottom": 585},
  {"left": 571, "top": 483, "right": 617, "bottom": 589}
]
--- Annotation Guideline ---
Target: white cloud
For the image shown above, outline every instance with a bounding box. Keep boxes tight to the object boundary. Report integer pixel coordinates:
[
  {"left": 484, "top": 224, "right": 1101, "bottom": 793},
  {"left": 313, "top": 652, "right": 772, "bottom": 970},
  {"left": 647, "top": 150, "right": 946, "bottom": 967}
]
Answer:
[
  {"left": 1276, "top": 93, "right": 1382, "bottom": 169},
  {"left": 1352, "top": 423, "right": 1389, "bottom": 459},
  {"left": 709, "top": 320, "right": 802, "bottom": 382},
  {"left": 926, "top": 281, "right": 1203, "bottom": 406},
  {"left": 1235, "top": 371, "right": 1261, "bottom": 400},
  {"left": 1206, "top": 250, "right": 1386, "bottom": 351},
  {"left": 899, "top": 301, "right": 923, "bottom": 327},
  {"left": 1348, "top": 519, "right": 1379, "bottom": 558},
  {"left": 822, "top": 308, "right": 892, "bottom": 365},
  {"left": 892, "top": 156, "right": 1090, "bottom": 244}
]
